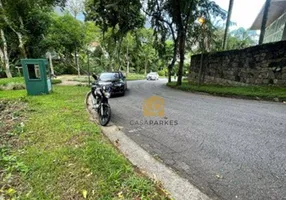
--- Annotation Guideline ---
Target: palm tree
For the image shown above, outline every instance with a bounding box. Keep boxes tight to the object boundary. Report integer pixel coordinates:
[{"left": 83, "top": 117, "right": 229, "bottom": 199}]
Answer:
[
  {"left": 223, "top": 0, "right": 234, "bottom": 50},
  {"left": 259, "top": 0, "right": 271, "bottom": 44}
]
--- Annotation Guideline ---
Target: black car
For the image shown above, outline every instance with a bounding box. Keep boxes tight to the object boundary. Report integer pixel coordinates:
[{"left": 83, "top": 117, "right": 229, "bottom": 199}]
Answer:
[{"left": 96, "top": 72, "right": 127, "bottom": 96}]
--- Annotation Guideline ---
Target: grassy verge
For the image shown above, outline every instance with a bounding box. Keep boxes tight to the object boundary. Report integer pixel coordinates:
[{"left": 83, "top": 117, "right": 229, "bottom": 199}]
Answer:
[
  {"left": 0, "top": 86, "right": 168, "bottom": 199},
  {"left": 167, "top": 82, "right": 286, "bottom": 102},
  {"left": 0, "top": 77, "right": 62, "bottom": 91}
]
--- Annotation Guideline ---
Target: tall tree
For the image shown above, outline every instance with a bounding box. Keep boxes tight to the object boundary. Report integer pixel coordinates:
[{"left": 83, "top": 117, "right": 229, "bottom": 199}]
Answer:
[
  {"left": 222, "top": 0, "right": 234, "bottom": 50},
  {"left": 145, "top": 0, "right": 178, "bottom": 83},
  {"left": 43, "top": 14, "right": 86, "bottom": 74},
  {"left": 147, "top": 0, "right": 225, "bottom": 85},
  {"left": 85, "top": 0, "right": 144, "bottom": 70},
  {"left": 259, "top": 0, "right": 271, "bottom": 44},
  {"left": 0, "top": 0, "right": 66, "bottom": 77},
  {"left": 85, "top": 0, "right": 144, "bottom": 38}
]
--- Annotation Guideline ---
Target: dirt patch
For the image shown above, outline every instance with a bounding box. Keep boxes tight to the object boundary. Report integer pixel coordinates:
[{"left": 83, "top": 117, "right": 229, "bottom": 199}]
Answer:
[
  {"left": 56, "top": 75, "right": 88, "bottom": 86},
  {"left": 0, "top": 100, "right": 28, "bottom": 199},
  {"left": 0, "top": 100, "right": 27, "bottom": 145}
]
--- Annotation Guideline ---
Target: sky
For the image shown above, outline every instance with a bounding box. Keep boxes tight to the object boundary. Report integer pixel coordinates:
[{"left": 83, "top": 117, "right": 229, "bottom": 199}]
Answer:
[{"left": 213, "top": 0, "right": 265, "bottom": 29}]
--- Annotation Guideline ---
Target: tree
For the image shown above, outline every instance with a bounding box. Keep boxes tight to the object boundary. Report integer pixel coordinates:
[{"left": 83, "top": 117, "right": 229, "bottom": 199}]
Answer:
[
  {"left": 85, "top": 0, "right": 144, "bottom": 37},
  {"left": 259, "top": 0, "right": 271, "bottom": 44},
  {"left": 66, "top": 0, "right": 85, "bottom": 18},
  {"left": 85, "top": 0, "right": 144, "bottom": 70},
  {"left": 145, "top": 0, "right": 178, "bottom": 83},
  {"left": 43, "top": 14, "right": 86, "bottom": 74},
  {"left": 228, "top": 28, "right": 257, "bottom": 49},
  {"left": 0, "top": 28, "right": 11, "bottom": 77},
  {"left": 146, "top": 0, "right": 225, "bottom": 85},
  {"left": 222, "top": 0, "right": 234, "bottom": 50},
  {"left": 0, "top": 0, "right": 66, "bottom": 77}
]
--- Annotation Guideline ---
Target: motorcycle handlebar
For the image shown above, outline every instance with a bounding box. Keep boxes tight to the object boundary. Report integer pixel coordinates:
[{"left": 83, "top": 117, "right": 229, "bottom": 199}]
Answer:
[{"left": 92, "top": 73, "right": 97, "bottom": 80}]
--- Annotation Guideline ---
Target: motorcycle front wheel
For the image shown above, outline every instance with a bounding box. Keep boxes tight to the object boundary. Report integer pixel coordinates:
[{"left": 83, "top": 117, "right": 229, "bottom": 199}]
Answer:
[{"left": 98, "top": 103, "right": 111, "bottom": 126}]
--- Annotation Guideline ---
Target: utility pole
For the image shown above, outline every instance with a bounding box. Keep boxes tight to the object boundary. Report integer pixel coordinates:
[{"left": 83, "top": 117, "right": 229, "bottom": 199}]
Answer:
[
  {"left": 223, "top": 0, "right": 234, "bottom": 50},
  {"left": 259, "top": 0, "right": 271, "bottom": 44},
  {"left": 126, "top": 39, "right": 130, "bottom": 76},
  {"left": 198, "top": 17, "right": 206, "bottom": 86}
]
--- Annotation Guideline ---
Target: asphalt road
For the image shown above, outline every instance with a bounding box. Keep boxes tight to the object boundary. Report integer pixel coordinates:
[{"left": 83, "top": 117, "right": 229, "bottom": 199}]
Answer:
[{"left": 109, "top": 79, "right": 286, "bottom": 200}]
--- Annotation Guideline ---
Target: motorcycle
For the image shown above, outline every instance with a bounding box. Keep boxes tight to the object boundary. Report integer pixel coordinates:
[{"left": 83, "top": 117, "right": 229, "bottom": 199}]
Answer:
[{"left": 90, "top": 74, "right": 111, "bottom": 126}]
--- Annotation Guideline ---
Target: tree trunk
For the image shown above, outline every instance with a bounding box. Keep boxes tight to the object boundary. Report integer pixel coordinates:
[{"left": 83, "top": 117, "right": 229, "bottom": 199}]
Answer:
[
  {"left": 48, "top": 52, "right": 55, "bottom": 76},
  {"left": 223, "top": 0, "right": 234, "bottom": 50},
  {"left": 168, "top": 66, "right": 172, "bottom": 83},
  {"left": 126, "top": 40, "right": 129, "bottom": 75},
  {"left": 0, "top": 29, "right": 12, "bottom": 78},
  {"left": 144, "top": 58, "right": 147, "bottom": 75},
  {"left": 259, "top": 0, "right": 271, "bottom": 44},
  {"left": 17, "top": 32, "right": 27, "bottom": 58},
  {"left": 198, "top": 53, "right": 204, "bottom": 86},
  {"left": 75, "top": 45, "right": 80, "bottom": 76},
  {"left": 177, "top": 31, "right": 186, "bottom": 86},
  {"left": 18, "top": 16, "right": 27, "bottom": 58},
  {"left": 168, "top": 38, "right": 178, "bottom": 83},
  {"left": 117, "top": 38, "right": 123, "bottom": 71},
  {"left": 0, "top": 0, "right": 26, "bottom": 59}
]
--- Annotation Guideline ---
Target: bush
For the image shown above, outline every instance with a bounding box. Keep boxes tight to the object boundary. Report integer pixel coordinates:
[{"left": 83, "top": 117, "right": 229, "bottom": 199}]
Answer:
[{"left": 158, "top": 68, "right": 168, "bottom": 76}]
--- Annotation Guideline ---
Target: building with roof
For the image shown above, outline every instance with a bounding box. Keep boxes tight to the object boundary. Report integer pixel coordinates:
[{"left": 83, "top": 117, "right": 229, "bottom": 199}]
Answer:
[{"left": 251, "top": 0, "right": 286, "bottom": 43}]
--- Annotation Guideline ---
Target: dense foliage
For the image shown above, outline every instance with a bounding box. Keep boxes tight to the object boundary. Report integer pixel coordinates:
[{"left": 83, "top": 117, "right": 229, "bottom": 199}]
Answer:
[{"left": 0, "top": 0, "right": 258, "bottom": 83}]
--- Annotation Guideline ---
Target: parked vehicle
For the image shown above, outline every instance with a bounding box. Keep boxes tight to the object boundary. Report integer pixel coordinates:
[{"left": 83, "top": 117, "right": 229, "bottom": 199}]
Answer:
[
  {"left": 90, "top": 74, "right": 111, "bottom": 126},
  {"left": 96, "top": 72, "right": 127, "bottom": 96},
  {"left": 146, "top": 72, "right": 159, "bottom": 80}
]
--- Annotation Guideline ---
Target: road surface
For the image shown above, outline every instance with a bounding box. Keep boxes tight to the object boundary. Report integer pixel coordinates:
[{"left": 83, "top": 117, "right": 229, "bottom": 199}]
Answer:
[{"left": 109, "top": 79, "right": 286, "bottom": 200}]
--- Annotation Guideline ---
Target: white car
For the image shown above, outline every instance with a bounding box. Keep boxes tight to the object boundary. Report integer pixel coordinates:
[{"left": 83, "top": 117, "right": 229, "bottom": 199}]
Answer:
[{"left": 146, "top": 72, "right": 159, "bottom": 80}]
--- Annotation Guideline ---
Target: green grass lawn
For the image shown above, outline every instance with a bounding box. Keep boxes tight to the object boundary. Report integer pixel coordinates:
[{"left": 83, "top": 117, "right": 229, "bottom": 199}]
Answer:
[
  {"left": 0, "top": 77, "right": 24, "bottom": 85},
  {"left": 0, "top": 77, "right": 61, "bottom": 91},
  {"left": 0, "top": 86, "right": 168, "bottom": 199},
  {"left": 167, "top": 82, "right": 286, "bottom": 101}
]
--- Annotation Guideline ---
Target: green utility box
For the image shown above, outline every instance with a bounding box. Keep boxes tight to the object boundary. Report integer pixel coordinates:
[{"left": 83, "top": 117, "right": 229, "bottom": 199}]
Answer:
[{"left": 21, "top": 59, "right": 52, "bottom": 95}]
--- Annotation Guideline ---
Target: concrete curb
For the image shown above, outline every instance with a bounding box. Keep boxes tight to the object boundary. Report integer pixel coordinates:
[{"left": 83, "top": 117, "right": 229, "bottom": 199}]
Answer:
[{"left": 86, "top": 93, "right": 211, "bottom": 200}]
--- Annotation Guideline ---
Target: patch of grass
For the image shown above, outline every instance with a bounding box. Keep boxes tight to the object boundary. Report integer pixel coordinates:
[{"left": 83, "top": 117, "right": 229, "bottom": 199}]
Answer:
[
  {"left": 51, "top": 79, "right": 62, "bottom": 84},
  {"left": 167, "top": 82, "right": 286, "bottom": 101},
  {"left": 1, "top": 86, "right": 168, "bottom": 199},
  {"left": 0, "top": 77, "right": 25, "bottom": 91},
  {"left": 0, "top": 82, "right": 26, "bottom": 91},
  {"left": 0, "top": 77, "right": 61, "bottom": 91},
  {"left": 0, "top": 77, "right": 24, "bottom": 85}
]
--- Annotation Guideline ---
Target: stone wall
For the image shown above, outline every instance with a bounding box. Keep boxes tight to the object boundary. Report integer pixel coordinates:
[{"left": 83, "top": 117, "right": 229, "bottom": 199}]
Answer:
[{"left": 189, "top": 40, "right": 286, "bottom": 86}]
